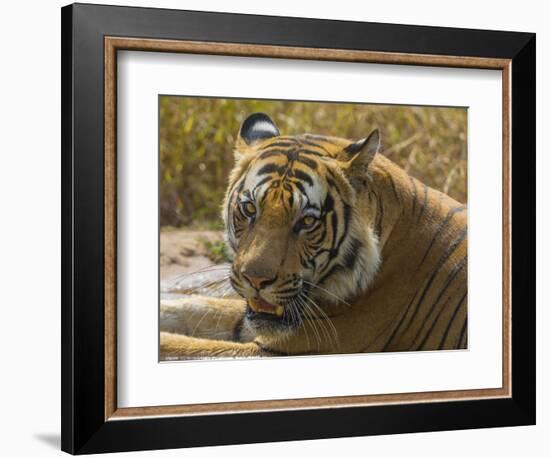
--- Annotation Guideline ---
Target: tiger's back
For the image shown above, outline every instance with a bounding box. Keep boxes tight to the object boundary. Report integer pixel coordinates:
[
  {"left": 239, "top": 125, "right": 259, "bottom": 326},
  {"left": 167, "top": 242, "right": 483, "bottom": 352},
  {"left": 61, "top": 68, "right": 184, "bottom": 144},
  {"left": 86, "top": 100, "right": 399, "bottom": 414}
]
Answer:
[{"left": 338, "top": 154, "right": 467, "bottom": 353}]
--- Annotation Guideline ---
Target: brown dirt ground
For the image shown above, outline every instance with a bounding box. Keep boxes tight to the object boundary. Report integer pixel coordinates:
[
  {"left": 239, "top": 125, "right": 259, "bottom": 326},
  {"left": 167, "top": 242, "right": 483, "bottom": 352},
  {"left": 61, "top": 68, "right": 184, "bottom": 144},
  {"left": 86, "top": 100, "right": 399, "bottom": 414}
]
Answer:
[{"left": 160, "top": 229, "right": 225, "bottom": 281}]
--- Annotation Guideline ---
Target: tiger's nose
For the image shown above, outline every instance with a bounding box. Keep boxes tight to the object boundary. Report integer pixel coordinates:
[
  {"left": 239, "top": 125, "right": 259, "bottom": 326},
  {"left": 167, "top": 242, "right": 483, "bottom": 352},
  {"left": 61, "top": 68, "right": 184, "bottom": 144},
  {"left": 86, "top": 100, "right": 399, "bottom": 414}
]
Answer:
[{"left": 242, "top": 272, "right": 276, "bottom": 290}]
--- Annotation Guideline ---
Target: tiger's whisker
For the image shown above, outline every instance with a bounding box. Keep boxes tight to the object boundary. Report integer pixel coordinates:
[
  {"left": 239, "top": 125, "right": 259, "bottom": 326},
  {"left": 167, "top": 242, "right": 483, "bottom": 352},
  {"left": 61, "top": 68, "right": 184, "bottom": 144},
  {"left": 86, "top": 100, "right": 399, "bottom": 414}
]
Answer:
[
  {"left": 296, "top": 295, "right": 322, "bottom": 350},
  {"left": 302, "top": 280, "right": 351, "bottom": 307},
  {"left": 164, "top": 265, "right": 231, "bottom": 288},
  {"left": 168, "top": 264, "right": 231, "bottom": 280},
  {"left": 298, "top": 293, "right": 328, "bottom": 345},
  {"left": 302, "top": 293, "right": 339, "bottom": 348},
  {"left": 168, "top": 276, "right": 231, "bottom": 294},
  {"left": 290, "top": 297, "right": 311, "bottom": 348},
  {"left": 190, "top": 309, "right": 212, "bottom": 337}
]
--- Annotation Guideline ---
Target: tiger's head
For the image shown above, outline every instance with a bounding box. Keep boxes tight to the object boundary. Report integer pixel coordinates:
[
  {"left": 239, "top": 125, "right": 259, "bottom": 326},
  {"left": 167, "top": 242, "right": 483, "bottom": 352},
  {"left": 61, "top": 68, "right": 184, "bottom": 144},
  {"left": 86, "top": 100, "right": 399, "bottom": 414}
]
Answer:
[{"left": 223, "top": 113, "right": 381, "bottom": 340}]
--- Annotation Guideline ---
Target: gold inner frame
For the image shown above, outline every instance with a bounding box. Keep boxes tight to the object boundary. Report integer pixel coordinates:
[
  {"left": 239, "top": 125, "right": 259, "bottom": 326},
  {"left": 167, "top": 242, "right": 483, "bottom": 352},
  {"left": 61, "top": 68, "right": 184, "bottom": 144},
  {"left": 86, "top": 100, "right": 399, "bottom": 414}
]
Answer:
[{"left": 104, "top": 37, "right": 512, "bottom": 421}]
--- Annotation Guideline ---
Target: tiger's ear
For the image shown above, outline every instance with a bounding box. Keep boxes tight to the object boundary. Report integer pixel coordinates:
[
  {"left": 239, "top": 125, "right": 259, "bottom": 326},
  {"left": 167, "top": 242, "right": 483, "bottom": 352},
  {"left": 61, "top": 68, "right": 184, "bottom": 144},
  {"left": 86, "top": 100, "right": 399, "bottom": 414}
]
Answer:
[
  {"left": 338, "top": 129, "right": 380, "bottom": 186},
  {"left": 235, "top": 113, "right": 280, "bottom": 157}
]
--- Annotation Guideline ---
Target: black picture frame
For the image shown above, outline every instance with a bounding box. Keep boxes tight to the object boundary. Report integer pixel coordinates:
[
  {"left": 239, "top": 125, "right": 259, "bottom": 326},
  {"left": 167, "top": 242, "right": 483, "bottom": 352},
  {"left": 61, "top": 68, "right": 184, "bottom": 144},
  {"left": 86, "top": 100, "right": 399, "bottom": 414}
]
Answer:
[{"left": 61, "top": 3, "right": 536, "bottom": 454}]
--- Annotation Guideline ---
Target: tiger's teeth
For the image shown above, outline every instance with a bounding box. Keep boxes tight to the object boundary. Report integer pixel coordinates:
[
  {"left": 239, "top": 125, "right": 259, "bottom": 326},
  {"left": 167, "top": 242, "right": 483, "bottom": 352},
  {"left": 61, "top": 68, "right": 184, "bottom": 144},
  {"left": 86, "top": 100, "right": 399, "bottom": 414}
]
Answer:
[
  {"left": 249, "top": 298, "right": 284, "bottom": 316},
  {"left": 249, "top": 298, "right": 261, "bottom": 312}
]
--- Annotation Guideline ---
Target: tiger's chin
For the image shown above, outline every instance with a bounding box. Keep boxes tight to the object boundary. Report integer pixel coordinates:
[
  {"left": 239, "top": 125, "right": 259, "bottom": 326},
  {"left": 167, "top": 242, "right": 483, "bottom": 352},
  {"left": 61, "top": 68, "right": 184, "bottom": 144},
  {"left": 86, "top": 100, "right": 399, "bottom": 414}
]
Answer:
[{"left": 243, "top": 301, "right": 299, "bottom": 341}]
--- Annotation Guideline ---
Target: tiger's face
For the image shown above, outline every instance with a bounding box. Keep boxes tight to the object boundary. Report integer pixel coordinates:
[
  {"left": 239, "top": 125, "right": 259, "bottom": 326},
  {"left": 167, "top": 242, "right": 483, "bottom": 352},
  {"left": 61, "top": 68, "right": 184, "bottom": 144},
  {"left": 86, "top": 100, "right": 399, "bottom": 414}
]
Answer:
[{"left": 223, "top": 113, "right": 381, "bottom": 340}]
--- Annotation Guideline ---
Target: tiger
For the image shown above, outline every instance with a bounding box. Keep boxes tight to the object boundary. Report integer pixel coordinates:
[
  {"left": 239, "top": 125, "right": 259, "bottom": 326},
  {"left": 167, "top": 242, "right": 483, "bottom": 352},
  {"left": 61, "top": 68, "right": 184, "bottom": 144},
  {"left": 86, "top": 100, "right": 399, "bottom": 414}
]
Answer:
[{"left": 160, "top": 112, "right": 467, "bottom": 358}]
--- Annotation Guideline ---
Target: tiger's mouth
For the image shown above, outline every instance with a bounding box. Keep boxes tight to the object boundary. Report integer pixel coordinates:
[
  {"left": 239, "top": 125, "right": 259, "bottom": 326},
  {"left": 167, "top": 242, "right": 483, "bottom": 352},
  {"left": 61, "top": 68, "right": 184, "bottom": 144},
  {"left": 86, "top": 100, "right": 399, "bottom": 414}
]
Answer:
[
  {"left": 248, "top": 297, "right": 284, "bottom": 317},
  {"left": 245, "top": 295, "right": 301, "bottom": 335}
]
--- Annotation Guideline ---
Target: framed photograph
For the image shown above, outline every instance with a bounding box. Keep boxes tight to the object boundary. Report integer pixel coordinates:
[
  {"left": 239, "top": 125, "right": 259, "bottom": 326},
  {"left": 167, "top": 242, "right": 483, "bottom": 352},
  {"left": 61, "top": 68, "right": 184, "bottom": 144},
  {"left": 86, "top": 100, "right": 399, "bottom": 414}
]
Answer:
[{"left": 61, "top": 3, "right": 536, "bottom": 454}]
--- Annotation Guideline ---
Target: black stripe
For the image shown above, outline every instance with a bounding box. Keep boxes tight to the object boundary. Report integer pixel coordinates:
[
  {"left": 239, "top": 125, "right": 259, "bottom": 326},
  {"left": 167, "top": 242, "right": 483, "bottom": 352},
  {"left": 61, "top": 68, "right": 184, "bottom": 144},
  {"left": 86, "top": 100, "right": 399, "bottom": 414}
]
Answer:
[
  {"left": 412, "top": 257, "right": 467, "bottom": 348},
  {"left": 293, "top": 169, "right": 314, "bottom": 186},
  {"left": 263, "top": 141, "right": 297, "bottom": 148},
  {"left": 226, "top": 180, "right": 244, "bottom": 238},
  {"left": 300, "top": 138, "right": 331, "bottom": 153},
  {"left": 257, "top": 163, "right": 280, "bottom": 175},
  {"left": 259, "top": 186, "right": 273, "bottom": 207},
  {"left": 278, "top": 165, "right": 289, "bottom": 175},
  {"left": 343, "top": 238, "right": 362, "bottom": 269},
  {"left": 326, "top": 203, "right": 352, "bottom": 259},
  {"left": 297, "top": 155, "right": 318, "bottom": 169},
  {"left": 329, "top": 211, "right": 338, "bottom": 252},
  {"left": 313, "top": 197, "right": 351, "bottom": 281},
  {"left": 415, "top": 297, "right": 451, "bottom": 351},
  {"left": 382, "top": 288, "right": 421, "bottom": 351},
  {"left": 334, "top": 203, "right": 352, "bottom": 253},
  {"left": 299, "top": 148, "right": 328, "bottom": 158},
  {"left": 254, "top": 175, "right": 272, "bottom": 189},
  {"left": 409, "top": 175, "right": 418, "bottom": 215},
  {"left": 278, "top": 278, "right": 294, "bottom": 288},
  {"left": 322, "top": 193, "right": 334, "bottom": 213},
  {"left": 400, "top": 227, "right": 467, "bottom": 336},
  {"left": 374, "top": 191, "right": 384, "bottom": 237},
  {"left": 293, "top": 180, "right": 306, "bottom": 195},
  {"left": 259, "top": 150, "right": 284, "bottom": 160},
  {"left": 438, "top": 292, "right": 468, "bottom": 350},
  {"left": 417, "top": 206, "right": 467, "bottom": 270},
  {"left": 386, "top": 172, "right": 400, "bottom": 202}
]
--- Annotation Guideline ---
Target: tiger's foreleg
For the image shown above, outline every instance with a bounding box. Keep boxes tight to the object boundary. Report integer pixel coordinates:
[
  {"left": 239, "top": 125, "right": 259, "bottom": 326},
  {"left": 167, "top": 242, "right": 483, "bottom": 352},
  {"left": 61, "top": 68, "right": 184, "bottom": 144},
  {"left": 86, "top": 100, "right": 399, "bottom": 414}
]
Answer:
[
  {"left": 160, "top": 295, "right": 253, "bottom": 342},
  {"left": 160, "top": 332, "right": 266, "bottom": 358},
  {"left": 160, "top": 295, "right": 266, "bottom": 358}
]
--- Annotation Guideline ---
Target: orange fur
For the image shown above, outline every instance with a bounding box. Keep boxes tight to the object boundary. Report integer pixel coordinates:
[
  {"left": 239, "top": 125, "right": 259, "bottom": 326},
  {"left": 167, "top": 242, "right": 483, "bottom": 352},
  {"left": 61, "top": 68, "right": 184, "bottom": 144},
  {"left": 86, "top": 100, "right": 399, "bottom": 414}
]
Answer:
[{"left": 160, "top": 116, "right": 467, "bottom": 358}]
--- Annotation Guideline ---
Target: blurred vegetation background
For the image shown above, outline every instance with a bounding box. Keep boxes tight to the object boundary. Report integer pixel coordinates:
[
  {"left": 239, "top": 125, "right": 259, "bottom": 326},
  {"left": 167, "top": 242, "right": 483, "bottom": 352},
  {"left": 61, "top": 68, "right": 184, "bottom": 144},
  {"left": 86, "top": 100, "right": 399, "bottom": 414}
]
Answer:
[{"left": 160, "top": 96, "right": 467, "bottom": 228}]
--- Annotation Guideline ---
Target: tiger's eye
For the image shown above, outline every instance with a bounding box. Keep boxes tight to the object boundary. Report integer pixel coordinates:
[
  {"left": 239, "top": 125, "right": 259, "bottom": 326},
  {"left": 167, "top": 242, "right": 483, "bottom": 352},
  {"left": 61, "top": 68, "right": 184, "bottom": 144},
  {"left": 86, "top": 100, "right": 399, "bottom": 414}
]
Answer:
[
  {"left": 242, "top": 201, "right": 256, "bottom": 217},
  {"left": 302, "top": 215, "right": 316, "bottom": 227}
]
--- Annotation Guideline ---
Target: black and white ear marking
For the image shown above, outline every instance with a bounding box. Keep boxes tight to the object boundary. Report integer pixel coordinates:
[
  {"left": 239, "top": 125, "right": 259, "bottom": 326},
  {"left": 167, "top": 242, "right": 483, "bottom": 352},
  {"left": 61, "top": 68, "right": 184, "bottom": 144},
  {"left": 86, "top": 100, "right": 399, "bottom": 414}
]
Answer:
[{"left": 238, "top": 113, "right": 280, "bottom": 145}]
